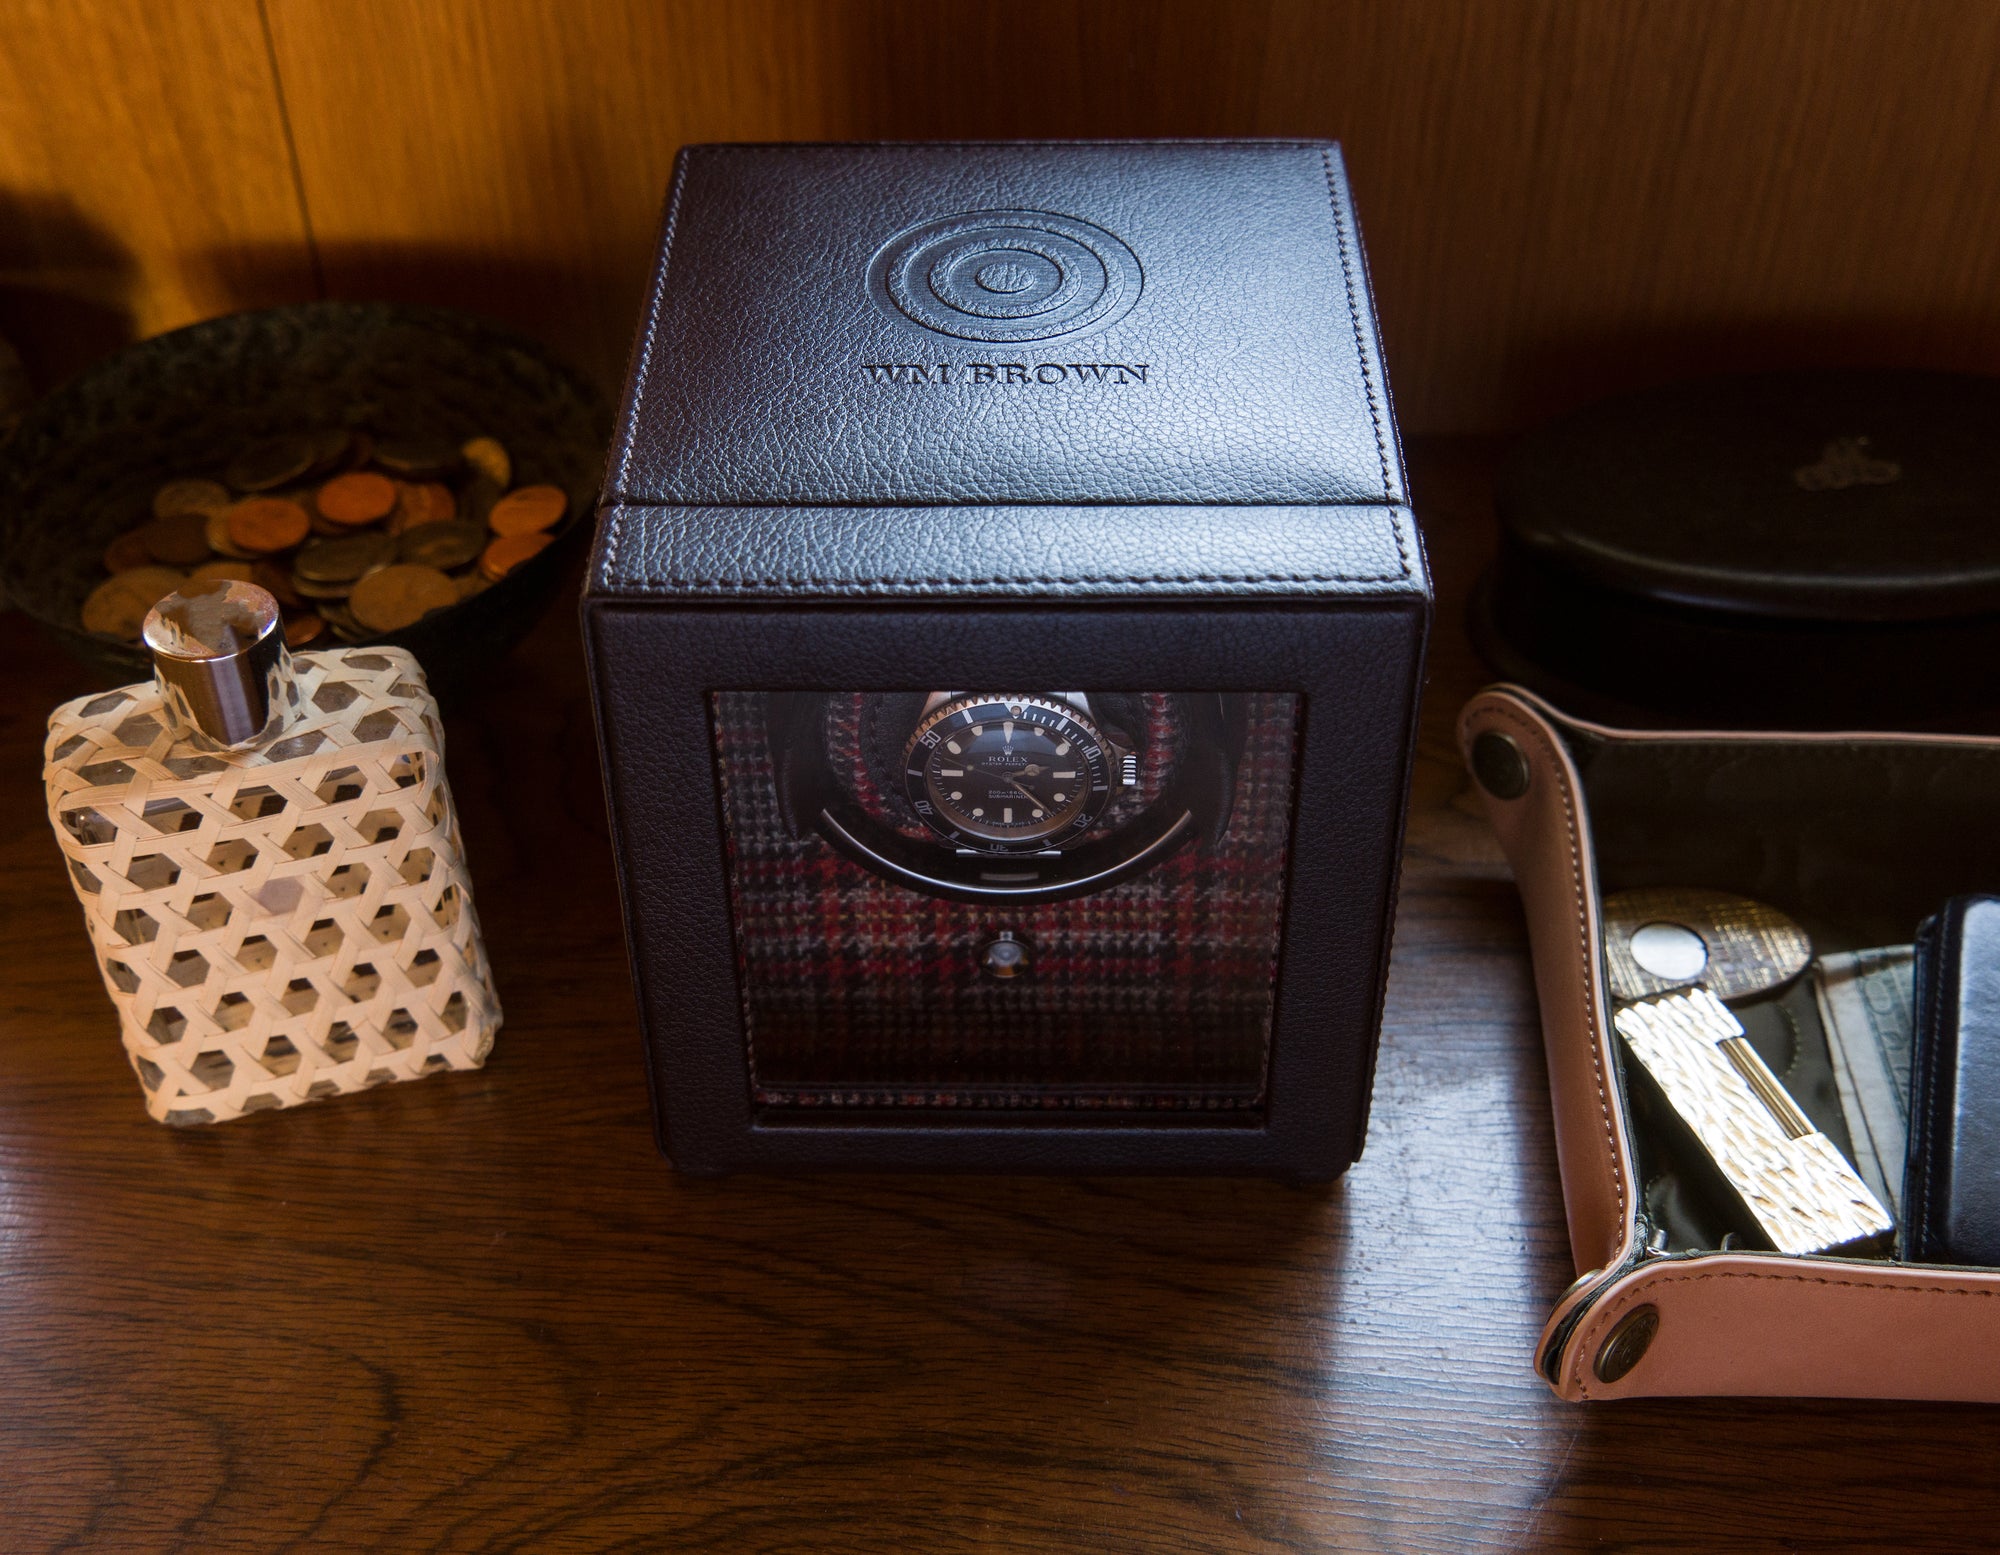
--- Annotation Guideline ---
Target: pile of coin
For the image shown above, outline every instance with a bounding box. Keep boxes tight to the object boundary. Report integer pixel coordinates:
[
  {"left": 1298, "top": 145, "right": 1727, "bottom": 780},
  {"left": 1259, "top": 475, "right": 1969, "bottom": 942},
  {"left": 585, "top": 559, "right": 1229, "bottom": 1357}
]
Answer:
[{"left": 82, "top": 429, "right": 570, "bottom": 646}]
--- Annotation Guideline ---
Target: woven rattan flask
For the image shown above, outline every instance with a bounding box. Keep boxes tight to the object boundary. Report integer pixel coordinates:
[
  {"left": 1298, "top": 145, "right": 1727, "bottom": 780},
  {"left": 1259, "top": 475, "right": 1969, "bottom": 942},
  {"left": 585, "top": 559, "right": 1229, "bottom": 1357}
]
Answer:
[{"left": 43, "top": 580, "right": 501, "bottom": 1123}]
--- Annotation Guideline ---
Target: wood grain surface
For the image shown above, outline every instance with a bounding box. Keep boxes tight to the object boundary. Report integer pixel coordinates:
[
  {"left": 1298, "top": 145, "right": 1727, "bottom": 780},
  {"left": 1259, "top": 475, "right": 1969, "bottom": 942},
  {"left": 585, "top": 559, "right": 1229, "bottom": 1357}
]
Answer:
[
  {"left": 0, "top": 0, "right": 314, "bottom": 382},
  {"left": 4, "top": 444, "right": 1998, "bottom": 1553},
  {"left": 9, "top": 2, "right": 2000, "bottom": 429}
]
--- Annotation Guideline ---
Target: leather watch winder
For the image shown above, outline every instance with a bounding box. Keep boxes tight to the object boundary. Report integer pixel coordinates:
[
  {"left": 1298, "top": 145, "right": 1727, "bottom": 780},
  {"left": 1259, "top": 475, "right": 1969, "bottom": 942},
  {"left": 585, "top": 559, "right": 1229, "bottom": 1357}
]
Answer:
[{"left": 583, "top": 142, "right": 1430, "bottom": 1175}]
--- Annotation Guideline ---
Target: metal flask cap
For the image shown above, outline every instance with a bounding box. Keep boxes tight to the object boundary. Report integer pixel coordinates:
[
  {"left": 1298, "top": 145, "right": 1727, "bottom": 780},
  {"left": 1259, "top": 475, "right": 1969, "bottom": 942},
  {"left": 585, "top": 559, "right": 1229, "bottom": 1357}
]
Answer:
[{"left": 142, "top": 580, "right": 298, "bottom": 750}]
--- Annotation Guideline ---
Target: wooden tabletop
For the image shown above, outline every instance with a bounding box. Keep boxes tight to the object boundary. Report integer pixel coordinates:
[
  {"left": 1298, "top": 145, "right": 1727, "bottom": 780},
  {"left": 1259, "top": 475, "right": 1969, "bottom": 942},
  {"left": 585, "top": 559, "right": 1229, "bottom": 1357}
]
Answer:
[{"left": 4, "top": 443, "right": 1995, "bottom": 1553}]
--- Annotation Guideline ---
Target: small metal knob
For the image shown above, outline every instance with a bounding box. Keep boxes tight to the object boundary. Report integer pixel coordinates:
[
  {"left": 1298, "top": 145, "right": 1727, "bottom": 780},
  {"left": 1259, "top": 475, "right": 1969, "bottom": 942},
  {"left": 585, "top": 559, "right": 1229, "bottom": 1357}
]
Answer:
[
  {"left": 143, "top": 580, "right": 297, "bottom": 751},
  {"left": 980, "top": 931, "right": 1031, "bottom": 979}
]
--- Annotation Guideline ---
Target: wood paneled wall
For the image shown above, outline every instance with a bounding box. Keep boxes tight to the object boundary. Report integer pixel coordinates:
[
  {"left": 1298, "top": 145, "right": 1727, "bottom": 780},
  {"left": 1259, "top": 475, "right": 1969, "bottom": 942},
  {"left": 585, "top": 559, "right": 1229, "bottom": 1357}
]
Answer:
[{"left": 5, "top": 0, "right": 2000, "bottom": 433}]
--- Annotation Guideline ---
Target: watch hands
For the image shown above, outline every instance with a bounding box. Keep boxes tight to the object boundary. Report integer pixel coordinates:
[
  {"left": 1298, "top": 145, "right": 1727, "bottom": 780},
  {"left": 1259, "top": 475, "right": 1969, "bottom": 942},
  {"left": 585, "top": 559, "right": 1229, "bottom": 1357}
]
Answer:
[{"left": 978, "top": 768, "right": 1046, "bottom": 806}]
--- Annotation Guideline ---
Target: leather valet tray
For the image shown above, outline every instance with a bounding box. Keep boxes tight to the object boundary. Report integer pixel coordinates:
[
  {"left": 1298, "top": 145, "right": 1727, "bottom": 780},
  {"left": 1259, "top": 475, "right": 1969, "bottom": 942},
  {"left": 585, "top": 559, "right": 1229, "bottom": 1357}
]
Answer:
[
  {"left": 1472, "top": 371, "right": 2000, "bottom": 731},
  {"left": 1460, "top": 684, "right": 2000, "bottom": 1400}
]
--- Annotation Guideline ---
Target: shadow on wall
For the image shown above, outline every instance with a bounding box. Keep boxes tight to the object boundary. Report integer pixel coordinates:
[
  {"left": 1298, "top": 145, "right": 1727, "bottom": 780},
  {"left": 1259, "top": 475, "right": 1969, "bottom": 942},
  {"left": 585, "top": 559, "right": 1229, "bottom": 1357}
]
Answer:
[
  {"left": 825, "top": 2, "right": 1267, "bottom": 138},
  {"left": 1511, "top": 317, "right": 2000, "bottom": 429},
  {"left": 198, "top": 240, "right": 640, "bottom": 398},
  {"left": 0, "top": 189, "right": 137, "bottom": 397}
]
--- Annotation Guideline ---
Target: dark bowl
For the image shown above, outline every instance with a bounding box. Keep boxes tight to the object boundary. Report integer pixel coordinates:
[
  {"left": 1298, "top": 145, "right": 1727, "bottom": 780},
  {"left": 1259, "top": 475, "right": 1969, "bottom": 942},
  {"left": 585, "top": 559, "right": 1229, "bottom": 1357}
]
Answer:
[{"left": 0, "top": 301, "right": 609, "bottom": 699}]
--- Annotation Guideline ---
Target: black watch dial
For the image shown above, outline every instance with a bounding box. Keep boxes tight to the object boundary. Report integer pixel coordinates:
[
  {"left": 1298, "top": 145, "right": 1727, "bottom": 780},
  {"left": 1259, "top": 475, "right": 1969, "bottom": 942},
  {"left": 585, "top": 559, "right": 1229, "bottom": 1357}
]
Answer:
[{"left": 901, "top": 695, "right": 1115, "bottom": 853}]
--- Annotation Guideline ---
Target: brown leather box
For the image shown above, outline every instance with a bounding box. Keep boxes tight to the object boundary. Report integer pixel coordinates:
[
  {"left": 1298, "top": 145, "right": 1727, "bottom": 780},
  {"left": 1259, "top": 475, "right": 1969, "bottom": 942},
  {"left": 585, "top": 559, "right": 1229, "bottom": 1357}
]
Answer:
[
  {"left": 1461, "top": 685, "right": 2000, "bottom": 1400},
  {"left": 583, "top": 142, "right": 1431, "bottom": 1176}
]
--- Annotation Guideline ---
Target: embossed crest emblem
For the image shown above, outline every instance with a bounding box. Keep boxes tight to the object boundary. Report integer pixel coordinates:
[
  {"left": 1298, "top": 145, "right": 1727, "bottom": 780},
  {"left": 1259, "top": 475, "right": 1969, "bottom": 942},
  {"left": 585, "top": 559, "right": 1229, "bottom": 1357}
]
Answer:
[
  {"left": 867, "top": 210, "right": 1143, "bottom": 343},
  {"left": 1793, "top": 435, "right": 1901, "bottom": 491}
]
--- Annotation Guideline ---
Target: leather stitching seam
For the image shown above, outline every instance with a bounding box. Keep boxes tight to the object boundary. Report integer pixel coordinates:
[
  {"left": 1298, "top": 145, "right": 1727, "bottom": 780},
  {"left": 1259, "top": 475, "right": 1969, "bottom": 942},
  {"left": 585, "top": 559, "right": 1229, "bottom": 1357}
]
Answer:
[
  {"left": 1322, "top": 147, "right": 1399, "bottom": 509},
  {"left": 706, "top": 697, "right": 764, "bottom": 1098},
  {"left": 604, "top": 569, "right": 1414, "bottom": 593},
  {"left": 605, "top": 160, "right": 690, "bottom": 579},
  {"left": 1571, "top": 1267, "right": 2000, "bottom": 1401},
  {"left": 1907, "top": 930, "right": 1944, "bottom": 1255},
  {"left": 1473, "top": 701, "right": 1629, "bottom": 1251}
]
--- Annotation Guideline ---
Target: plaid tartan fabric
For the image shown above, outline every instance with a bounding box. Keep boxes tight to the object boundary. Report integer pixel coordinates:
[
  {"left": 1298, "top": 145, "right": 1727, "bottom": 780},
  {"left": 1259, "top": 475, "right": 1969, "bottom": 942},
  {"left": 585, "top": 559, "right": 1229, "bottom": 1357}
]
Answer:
[{"left": 711, "top": 691, "right": 1298, "bottom": 1111}]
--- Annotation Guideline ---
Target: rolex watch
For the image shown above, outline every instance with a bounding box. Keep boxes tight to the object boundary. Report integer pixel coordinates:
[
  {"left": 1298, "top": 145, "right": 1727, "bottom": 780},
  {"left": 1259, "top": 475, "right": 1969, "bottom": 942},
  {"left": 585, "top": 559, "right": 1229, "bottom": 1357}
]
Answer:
[
  {"left": 900, "top": 691, "right": 1136, "bottom": 854},
  {"left": 767, "top": 691, "right": 1245, "bottom": 903}
]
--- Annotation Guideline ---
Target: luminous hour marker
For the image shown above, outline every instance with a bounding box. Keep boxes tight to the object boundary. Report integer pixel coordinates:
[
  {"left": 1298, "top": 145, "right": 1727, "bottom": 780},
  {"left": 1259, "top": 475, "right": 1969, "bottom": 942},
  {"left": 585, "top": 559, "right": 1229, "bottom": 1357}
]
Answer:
[
  {"left": 949, "top": 790, "right": 963, "bottom": 802},
  {"left": 1032, "top": 808, "right": 1044, "bottom": 819},
  {"left": 939, "top": 768, "right": 963, "bottom": 777},
  {"left": 1003, "top": 806, "right": 1014, "bottom": 823},
  {"left": 946, "top": 740, "right": 962, "bottom": 755},
  {"left": 1053, "top": 791, "right": 1067, "bottom": 803},
  {"left": 971, "top": 807, "right": 984, "bottom": 817},
  {"left": 967, "top": 725, "right": 983, "bottom": 740},
  {"left": 1003, "top": 720, "right": 1014, "bottom": 744},
  {"left": 1056, "top": 741, "right": 1070, "bottom": 755},
  {"left": 1054, "top": 770, "right": 1077, "bottom": 779}
]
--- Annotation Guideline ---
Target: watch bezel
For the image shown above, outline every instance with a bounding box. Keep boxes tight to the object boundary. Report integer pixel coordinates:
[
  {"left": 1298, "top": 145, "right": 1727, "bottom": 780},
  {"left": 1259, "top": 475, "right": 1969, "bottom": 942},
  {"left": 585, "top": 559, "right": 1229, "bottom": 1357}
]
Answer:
[{"left": 900, "top": 694, "right": 1115, "bottom": 853}]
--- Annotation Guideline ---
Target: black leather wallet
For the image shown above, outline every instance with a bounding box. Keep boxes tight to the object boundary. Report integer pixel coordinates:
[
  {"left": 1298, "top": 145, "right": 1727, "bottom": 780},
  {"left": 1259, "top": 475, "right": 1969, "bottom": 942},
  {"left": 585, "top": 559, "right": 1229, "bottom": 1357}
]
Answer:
[{"left": 1904, "top": 894, "right": 2000, "bottom": 1264}]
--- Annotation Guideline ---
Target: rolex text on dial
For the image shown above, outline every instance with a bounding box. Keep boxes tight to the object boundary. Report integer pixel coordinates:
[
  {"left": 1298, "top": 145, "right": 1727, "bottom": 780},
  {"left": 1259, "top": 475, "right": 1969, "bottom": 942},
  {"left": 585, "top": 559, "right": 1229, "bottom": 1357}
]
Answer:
[{"left": 902, "top": 695, "right": 1115, "bottom": 852}]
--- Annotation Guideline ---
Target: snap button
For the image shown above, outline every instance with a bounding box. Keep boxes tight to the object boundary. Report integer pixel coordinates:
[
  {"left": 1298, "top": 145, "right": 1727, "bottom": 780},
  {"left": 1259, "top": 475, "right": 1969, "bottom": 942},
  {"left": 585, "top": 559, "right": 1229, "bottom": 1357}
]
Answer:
[
  {"left": 1471, "top": 730, "right": 1532, "bottom": 800},
  {"left": 1594, "top": 1303, "right": 1660, "bottom": 1384}
]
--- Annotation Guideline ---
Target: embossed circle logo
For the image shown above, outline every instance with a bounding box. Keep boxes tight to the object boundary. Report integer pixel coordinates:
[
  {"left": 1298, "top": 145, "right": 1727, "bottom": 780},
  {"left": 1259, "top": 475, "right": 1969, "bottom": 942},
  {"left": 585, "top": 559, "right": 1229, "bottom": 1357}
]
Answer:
[{"left": 867, "top": 210, "right": 1143, "bottom": 342}]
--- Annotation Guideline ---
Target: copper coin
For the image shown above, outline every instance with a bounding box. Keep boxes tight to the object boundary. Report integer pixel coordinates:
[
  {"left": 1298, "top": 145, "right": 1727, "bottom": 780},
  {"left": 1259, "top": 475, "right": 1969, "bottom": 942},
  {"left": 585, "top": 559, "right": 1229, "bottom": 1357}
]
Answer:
[
  {"left": 455, "top": 569, "right": 491, "bottom": 601},
  {"left": 387, "top": 480, "right": 455, "bottom": 535},
  {"left": 398, "top": 520, "right": 486, "bottom": 570},
  {"left": 319, "top": 600, "right": 370, "bottom": 643},
  {"left": 192, "top": 559, "right": 259, "bottom": 583},
  {"left": 283, "top": 611, "right": 327, "bottom": 647},
  {"left": 296, "top": 531, "right": 394, "bottom": 584},
  {"left": 205, "top": 506, "right": 257, "bottom": 559},
  {"left": 479, "top": 529, "right": 554, "bottom": 581},
  {"left": 487, "top": 484, "right": 567, "bottom": 536},
  {"left": 227, "top": 435, "right": 316, "bottom": 492},
  {"left": 103, "top": 529, "right": 154, "bottom": 574},
  {"left": 415, "top": 480, "right": 456, "bottom": 523},
  {"left": 252, "top": 560, "right": 304, "bottom": 609},
  {"left": 153, "top": 478, "right": 231, "bottom": 520},
  {"left": 349, "top": 563, "right": 457, "bottom": 632},
  {"left": 372, "top": 437, "right": 461, "bottom": 480},
  {"left": 227, "top": 496, "right": 312, "bottom": 555},
  {"left": 317, "top": 471, "right": 398, "bottom": 526},
  {"left": 292, "top": 573, "right": 357, "bottom": 601},
  {"left": 383, "top": 483, "right": 417, "bottom": 537},
  {"left": 139, "top": 512, "right": 214, "bottom": 566},
  {"left": 461, "top": 436, "right": 511, "bottom": 488},
  {"left": 81, "top": 567, "right": 185, "bottom": 639}
]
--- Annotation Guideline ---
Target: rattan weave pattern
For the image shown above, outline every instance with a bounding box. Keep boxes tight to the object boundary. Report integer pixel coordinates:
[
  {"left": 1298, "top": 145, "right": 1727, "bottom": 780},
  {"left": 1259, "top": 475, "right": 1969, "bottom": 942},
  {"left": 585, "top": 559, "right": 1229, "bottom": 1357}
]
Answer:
[{"left": 43, "top": 647, "right": 500, "bottom": 1123}]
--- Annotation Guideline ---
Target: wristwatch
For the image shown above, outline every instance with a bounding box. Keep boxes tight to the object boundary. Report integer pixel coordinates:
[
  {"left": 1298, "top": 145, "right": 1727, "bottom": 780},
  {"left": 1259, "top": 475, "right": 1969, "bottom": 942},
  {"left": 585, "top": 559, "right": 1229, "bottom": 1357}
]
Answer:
[{"left": 767, "top": 691, "right": 1245, "bottom": 903}]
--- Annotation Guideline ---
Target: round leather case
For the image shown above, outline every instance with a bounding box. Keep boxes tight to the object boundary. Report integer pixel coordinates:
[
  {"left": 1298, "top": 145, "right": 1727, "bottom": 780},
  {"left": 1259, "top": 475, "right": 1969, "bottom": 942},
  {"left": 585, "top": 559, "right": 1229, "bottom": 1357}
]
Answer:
[{"left": 1472, "top": 371, "right": 2000, "bottom": 729}]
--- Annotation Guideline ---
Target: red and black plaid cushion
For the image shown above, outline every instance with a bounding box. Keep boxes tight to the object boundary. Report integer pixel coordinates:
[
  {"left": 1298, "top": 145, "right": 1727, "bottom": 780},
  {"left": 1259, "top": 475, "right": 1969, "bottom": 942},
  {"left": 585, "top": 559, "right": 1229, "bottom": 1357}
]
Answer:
[{"left": 711, "top": 691, "right": 1299, "bottom": 1111}]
